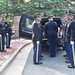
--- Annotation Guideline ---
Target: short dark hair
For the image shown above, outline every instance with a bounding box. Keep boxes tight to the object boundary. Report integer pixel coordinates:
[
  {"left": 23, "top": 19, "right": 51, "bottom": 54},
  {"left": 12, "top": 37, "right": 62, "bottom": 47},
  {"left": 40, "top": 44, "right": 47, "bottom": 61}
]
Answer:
[
  {"left": 48, "top": 16, "right": 53, "bottom": 19},
  {"left": 67, "top": 13, "right": 74, "bottom": 16},
  {"left": 34, "top": 15, "right": 41, "bottom": 19},
  {"left": 68, "top": 10, "right": 75, "bottom": 16}
]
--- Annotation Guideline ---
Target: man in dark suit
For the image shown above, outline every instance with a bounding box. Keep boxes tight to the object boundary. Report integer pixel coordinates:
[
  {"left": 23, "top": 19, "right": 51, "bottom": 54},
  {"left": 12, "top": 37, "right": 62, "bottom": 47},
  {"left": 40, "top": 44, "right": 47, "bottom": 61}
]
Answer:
[
  {"left": 32, "top": 15, "right": 42, "bottom": 64},
  {"left": 0, "top": 15, "right": 6, "bottom": 52},
  {"left": 4, "top": 15, "right": 12, "bottom": 48},
  {"left": 67, "top": 11, "right": 75, "bottom": 68},
  {"left": 45, "top": 16, "right": 58, "bottom": 57}
]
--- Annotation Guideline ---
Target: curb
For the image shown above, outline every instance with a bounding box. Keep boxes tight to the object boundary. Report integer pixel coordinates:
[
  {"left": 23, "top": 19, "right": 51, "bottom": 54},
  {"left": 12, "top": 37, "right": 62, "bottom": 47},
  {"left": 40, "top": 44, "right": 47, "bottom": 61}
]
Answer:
[
  {"left": 21, "top": 46, "right": 33, "bottom": 75},
  {"left": 0, "top": 42, "right": 31, "bottom": 75}
]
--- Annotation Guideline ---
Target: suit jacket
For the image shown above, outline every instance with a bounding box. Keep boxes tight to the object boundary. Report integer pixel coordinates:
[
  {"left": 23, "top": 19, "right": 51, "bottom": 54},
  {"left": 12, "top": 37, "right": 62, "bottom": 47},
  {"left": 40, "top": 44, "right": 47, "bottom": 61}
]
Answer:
[
  {"left": 68, "top": 19, "right": 75, "bottom": 41},
  {"left": 32, "top": 21, "right": 42, "bottom": 42},
  {"left": 45, "top": 21, "right": 58, "bottom": 38}
]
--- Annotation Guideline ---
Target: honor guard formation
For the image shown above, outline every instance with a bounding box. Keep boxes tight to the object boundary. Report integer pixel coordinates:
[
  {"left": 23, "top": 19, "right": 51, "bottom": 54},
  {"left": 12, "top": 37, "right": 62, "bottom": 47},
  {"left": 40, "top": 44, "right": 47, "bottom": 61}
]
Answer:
[
  {"left": 0, "top": 14, "right": 12, "bottom": 52},
  {"left": 32, "top": 10, "right": 75, "bottom": 68}
]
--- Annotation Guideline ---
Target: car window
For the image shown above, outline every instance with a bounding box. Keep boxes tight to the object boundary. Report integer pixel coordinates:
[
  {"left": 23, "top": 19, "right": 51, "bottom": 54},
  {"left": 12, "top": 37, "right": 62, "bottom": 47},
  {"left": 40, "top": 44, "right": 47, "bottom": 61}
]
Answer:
[{"left": 25, "top": 18, "right": 33, "bottom": 29}]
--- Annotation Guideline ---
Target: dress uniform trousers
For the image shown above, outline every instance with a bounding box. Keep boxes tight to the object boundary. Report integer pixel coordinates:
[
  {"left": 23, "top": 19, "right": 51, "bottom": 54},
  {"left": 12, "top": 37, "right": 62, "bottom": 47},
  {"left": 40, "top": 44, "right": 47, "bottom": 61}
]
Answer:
[
  {"left": 0, "top": 28, "right": 5, "bottom": 51},
  {"left": 33, "top": 40, "right": 42, "bottom": 63},
  {"left": 32, "top": 21, "right": 42, "bottom": 64},
  {"left": 45, "top": 21, "right": 58, "bottom": 57},
  {"left": 48, "top": 37, "right": 57, "bottom": 56},
  {"left": 68, "top": 42, "right": 75, "bottom": 67},
  {"left": 64, "top": 42, "right": 70, "bottom": 58},
  {"left": 5, "top": 27, "right": 12, "bottom": 48},
  {"left": 67, "top": 19, "right": 75, "bottom": 67}
]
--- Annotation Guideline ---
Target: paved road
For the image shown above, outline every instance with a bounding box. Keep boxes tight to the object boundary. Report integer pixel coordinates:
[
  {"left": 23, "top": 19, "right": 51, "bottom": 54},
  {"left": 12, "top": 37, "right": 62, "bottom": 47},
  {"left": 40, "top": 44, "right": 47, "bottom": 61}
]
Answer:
[{"left": 22, "top": 48, "right": 75, "bottom": 75}]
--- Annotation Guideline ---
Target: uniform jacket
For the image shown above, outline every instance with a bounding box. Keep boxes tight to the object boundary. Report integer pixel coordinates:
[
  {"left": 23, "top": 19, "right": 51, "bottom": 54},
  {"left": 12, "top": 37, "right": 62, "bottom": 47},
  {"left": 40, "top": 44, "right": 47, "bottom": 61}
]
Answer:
[
  {"left": 68, "top": 19, "right": 75, "bottom": 41},
  {"left": 4, "top": 21, "right": 12, "bottom": 33},
  {"left": 0, "top": 21, "right": 5, "bottom": 34},
  {"left": 63, "top": 20, "right": 71, "bottom": 42},
  {"left": 0, "top": 21, "right": 4, "bottom": 28},
  {"left": 45, "top": 21, "right": 58, "bottom": 38},
  {"left": 32, "top": 21, "right": 42, "bottom": 42},
  {"left": 4, "top": 21, "right": 11, "bottom": 28}
]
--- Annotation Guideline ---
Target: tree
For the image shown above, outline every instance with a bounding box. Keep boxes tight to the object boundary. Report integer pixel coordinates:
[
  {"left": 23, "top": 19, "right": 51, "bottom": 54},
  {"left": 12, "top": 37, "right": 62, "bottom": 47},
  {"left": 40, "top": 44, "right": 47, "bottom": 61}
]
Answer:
[
  {"left": 23, "top": 0, "right": 75, "bottom": 17},
  {"left": 0, "top": 0, "right": 75, "bottom": 17}
]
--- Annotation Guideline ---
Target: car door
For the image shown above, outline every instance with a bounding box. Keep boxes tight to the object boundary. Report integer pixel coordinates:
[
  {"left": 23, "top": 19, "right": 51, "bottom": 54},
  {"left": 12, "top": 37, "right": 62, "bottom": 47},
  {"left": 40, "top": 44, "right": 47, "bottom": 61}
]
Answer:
[{"left": 19, "top": 12, "right": 34, "bottom": 39}]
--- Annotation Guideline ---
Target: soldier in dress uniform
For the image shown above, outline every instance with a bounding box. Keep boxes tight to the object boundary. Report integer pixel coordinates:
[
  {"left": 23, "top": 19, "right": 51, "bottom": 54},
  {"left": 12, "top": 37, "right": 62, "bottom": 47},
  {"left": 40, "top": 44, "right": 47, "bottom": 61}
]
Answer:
[
  {"left": 0, "top": 15, "right": 6, "bottom": 52},
  {"left": 45, "top": 16, "right": 58, "bottom": 57},
  {"left": 4, "top": 15, "right": 12, "bottom": 48},
  {"left": 66, "top": 11, "right": 75, "bottom": 68},
  {"left": 62, "top": 15, "right": 68, "bottom": 57},
  {"left": 32, "top": 15, "right": 43, "bottom": 64},
  {"left": 62, "top": 14, "right": 71, "bottom": 63}
]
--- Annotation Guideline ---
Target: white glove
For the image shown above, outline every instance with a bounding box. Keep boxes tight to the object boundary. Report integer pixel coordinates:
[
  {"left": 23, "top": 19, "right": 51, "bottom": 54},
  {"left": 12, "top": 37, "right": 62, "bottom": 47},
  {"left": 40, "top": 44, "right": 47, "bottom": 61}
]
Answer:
[
  {"left": 36, "top": 41, "right": 40, "bottom": 44},
  {"left": 70, "top": 41, "right": 74, "bottom": 45}
]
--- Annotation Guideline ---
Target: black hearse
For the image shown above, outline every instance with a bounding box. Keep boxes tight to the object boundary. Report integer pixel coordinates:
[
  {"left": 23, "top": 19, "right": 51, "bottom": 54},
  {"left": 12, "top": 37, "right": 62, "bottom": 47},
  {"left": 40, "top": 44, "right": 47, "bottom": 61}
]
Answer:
[{"left": 19, "top": 12, "right": 64, "bottom": 49}]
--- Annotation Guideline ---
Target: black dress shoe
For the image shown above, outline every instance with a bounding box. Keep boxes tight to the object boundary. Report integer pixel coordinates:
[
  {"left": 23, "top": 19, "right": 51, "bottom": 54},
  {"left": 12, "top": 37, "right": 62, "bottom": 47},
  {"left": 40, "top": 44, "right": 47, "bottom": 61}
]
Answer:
[
  {"left": 6, "top": 47, "right": 12, "bottom": 49},
  {"left": 68, "top": 65, "right": 75, "bottom": 68},
  {"left": 38, "top": 62, "right": 43, "bottom": 64},
  {"left": 34, "top": 62, "right": 39, "bottom": 64},
  {"left": 40, "top": 55, "right": 44, "bottom": 58},
  {"left": 34, "top": 62, "right": 42, "bottom": 65},
  {"left": 50, "top": 55, "right": 56, "bottom": 57},
  {"left": 65, "top": 60, "right": 71, "bottom": 63},
  {"left": 0, "top": 50, "right": 6, "bottom": 52},
  {"left": 65, "top": 57, "right": 69, "bottom": 60},
  {"left": 63, "top": 54, "right": 68, "bottom": 57}
]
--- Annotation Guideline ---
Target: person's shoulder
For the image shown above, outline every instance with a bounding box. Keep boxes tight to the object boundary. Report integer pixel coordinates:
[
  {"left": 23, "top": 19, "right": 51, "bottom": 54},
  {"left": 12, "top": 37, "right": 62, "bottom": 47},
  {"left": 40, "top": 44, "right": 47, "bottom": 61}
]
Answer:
[
  {"left": 0, "top": 21, "right": 3, "bottom": 24},
  {"left": 72, "top": 19, "right": 75, "bottom": 22},
  {"left": 53, "top": 21, "right": 57, "bottom": 25},
  {"left": 32, "top": 21, "right": 38, "bottom": 27},
  {"left": 45, "top": 22, "right": 49, "bottom": 25},
  {"left": 33, "top": 21, "right": 37, "bottom": 24},
  {"left": 8, "top": 21, "right": 11, "bottom": 24},
  {"left": 4, "top": 21, "right": 7, "bottom": 23},
  {"left": 53, "top": 21, "right": 57, "bottom": 24},
  {"left": 70, "top": 19, "right": 75, "bottom": 25}
]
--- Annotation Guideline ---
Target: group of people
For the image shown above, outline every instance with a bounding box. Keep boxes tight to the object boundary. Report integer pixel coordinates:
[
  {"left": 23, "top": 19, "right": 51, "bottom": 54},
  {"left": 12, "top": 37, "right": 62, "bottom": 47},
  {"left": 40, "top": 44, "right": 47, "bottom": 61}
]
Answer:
[
  {"left": 62, "top": 11, "right": 75, "bottom": 68},
  {"left": 32, "top": 15, "right": 58, "bottom": 65},
  {"left": 32, "top": 11, "right": 75, "bottom": 68},
  {"left": 0, "top": 14, "right": 12, "bottom": 52}
]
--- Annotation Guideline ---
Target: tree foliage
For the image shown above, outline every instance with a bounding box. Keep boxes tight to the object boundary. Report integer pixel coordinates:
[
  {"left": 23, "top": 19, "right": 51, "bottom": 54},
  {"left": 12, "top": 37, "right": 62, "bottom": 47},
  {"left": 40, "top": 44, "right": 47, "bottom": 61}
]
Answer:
[{"left": 0, "top": 0, "right": 75, "bottom": 17}]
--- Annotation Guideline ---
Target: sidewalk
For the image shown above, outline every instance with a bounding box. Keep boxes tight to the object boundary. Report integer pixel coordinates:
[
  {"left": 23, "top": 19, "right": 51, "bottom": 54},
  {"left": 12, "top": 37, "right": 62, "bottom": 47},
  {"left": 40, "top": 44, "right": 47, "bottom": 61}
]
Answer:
[{"left": 0, "top": 38, "right": 32, "bottom": 74}]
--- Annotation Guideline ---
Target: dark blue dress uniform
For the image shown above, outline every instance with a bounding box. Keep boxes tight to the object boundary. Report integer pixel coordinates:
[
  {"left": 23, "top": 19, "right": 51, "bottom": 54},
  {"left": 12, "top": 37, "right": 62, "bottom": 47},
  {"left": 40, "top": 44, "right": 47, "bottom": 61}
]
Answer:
[
  {"left": 32, "top": 21, "right": 42, "bottom": 64},
  {"left": 68, "top": 19, "right": 75, "bottom": 68},
  {"left": 4, "top": 21, "right": 12, "bottom": 48},
  {"left": 63, "top": 20, "right": 71, "bottom": 59},
  {"left": 45, "top": 21, "right": 58, "bottom": 57},
  {"left": 0, "top": 21, "right": 5, "bottom": 52}
]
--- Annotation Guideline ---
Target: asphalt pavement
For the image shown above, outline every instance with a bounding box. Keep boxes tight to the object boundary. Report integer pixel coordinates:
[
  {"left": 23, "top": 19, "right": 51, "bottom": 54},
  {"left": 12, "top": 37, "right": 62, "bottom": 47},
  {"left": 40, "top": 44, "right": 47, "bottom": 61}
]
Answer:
[{"left": 22, "top": 48, "right": 75, "bottom": 75}]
